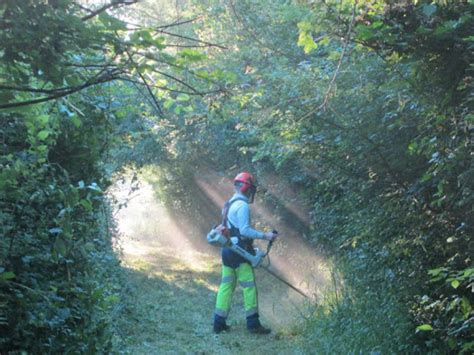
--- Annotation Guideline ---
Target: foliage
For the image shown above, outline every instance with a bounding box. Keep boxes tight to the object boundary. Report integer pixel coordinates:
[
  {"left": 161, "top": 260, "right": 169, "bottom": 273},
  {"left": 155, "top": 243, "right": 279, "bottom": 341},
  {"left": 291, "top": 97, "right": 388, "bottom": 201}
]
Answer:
[
  {"left": 301, "top": 267, "right": 416, "bottom": 354},
  {"left": 1, "top": 0, "right": 473, "bottom": 352},
  {"left": 0, "top": 98, "right": 121, "bottom": 351},
  {"left": 155, "top": 0, "right": 474, "bottom": 352},
  {"left": 0, "top": 0, "right": 215, "bottom": 352}
]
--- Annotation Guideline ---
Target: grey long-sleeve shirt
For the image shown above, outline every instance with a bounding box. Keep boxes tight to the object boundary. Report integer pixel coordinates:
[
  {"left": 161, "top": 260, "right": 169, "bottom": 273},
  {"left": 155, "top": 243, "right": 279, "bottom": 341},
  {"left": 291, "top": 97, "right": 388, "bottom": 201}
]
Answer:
[{"left": 225, "top": 192, "right": 265, "bottom": 239}]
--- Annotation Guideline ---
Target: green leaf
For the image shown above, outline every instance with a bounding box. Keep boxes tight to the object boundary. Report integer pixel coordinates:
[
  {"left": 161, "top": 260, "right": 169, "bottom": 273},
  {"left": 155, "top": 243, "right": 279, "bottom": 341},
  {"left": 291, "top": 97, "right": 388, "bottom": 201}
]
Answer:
[
  {"left": 462, "top": 341, "right": 474, "bottom": 352},
  {"left": 71, "top": 116, "right": 82, "bottom": 128},
  {"left": 463, "top": 268, "right": 474, "bottom": 278},
  {"left": 297, "top": 21, "right": 312, "bottom": 32},
  {"left": 297, "top": 31, "right": 317, "bottom": 54},
  {"left": 428, "top": 267, "right": 448, "bottom": 277},
  {"left": 105, "top": 294, "right": 120, "bottom": 304},
  {"left": 451, "top": 279, "right": 460, "bottom": 289},
  {"left": 0, "top": 271, "right": 16, "bottom": 280},
  {"left": 164, "top": 99, "right": 174, "bottom": 109},
  {"left": 176, "top": 94, "right": 190, "bottom": 102},
  {"left": 319, "top": 36, "right": 330, "bottom": 46},
  {"left": 179, "top": 48, "right": 206, "bottom": 61},
  {"left": 37, "top": 130, "right": 50, "bottom": 140},
  {"left": 99, "top": 11, "right": 126, "bottom": 31},
  {"left": 37, "top": 114, "right": 49, "bottom": 126},
  {"left": 356, "top": 24, "right": 375, "bottom": 41},
  {"left": 370, "top": 21, "right": 383, "bottom": 29},
  {"left": 79, "top": 199, "right": 92, "bottom": 211},
  {"left": 416, "top": 324, "right": 433, "bottom": 331},
  {"left": 130, "top": 30, "right": 154, "bottom": 46},
  {"left": 461, "top": 297, "right": 472, "bottom": 318},
  {"left": 408, "top": 142, "right": 418, "bottom": 154},
  {"left": 153, "top": 36, "right": 166, "bottom": 49}
]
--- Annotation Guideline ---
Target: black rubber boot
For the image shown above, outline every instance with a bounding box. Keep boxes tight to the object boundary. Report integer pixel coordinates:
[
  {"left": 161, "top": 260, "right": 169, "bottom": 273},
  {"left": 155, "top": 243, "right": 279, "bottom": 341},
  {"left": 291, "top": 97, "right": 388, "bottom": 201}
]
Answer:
[
  {"left": 213, "top": 323, "right": 230, "bottom": 334},
  {"left": 246, "top": 313, "right": 271, "bottom": 334},
  {"left": 213, "top": 314, "right": 230, "bottom": 334},
  {"left": 249, "top": 325, "right": 271, "bottom": 334}
]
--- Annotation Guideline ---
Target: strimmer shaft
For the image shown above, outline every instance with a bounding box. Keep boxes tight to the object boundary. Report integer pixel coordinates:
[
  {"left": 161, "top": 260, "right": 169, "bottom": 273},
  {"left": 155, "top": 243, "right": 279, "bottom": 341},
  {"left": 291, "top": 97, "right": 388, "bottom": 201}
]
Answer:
[{"left": 261, "top": 266, "right": 310, "bottom": 299}]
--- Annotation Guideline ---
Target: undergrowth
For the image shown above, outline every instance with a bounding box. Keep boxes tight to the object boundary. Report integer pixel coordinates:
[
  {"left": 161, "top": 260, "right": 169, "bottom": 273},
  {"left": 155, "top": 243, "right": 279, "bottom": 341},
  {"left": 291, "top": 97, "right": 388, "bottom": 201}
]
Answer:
[{"left": 300, "top": 266, "right": 416, "bottom": 354}]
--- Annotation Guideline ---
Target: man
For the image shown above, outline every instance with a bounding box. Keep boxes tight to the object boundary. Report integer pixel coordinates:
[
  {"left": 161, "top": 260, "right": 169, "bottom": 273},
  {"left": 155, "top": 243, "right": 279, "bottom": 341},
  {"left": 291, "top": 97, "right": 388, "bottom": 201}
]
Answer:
[{"left": 213, "top": 172, "right": 278, "bottom": 334}]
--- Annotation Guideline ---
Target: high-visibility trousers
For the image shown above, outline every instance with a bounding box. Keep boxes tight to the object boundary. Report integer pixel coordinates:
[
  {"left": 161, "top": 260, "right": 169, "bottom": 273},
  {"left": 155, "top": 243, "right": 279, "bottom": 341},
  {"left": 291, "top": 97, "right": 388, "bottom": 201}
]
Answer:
[{"left": 215, "top": 263, "right": 258, "bottom": 319}]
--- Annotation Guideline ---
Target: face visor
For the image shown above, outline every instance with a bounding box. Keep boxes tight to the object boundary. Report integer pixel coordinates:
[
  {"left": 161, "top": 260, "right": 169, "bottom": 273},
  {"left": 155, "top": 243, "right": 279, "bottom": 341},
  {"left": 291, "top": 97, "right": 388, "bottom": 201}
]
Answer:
[
  {"left": 247, "top": 183, "right": 257, "bottom": 203},
  {"left": 235, "top": 181, "right": 257, "bottom": 203}
]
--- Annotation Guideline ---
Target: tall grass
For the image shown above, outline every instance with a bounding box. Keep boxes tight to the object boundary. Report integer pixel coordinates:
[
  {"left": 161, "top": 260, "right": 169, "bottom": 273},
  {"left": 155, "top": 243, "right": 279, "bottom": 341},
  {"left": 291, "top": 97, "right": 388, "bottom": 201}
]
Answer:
[{"left": 300, "top": 264, "right": 417, "bottom": 354}]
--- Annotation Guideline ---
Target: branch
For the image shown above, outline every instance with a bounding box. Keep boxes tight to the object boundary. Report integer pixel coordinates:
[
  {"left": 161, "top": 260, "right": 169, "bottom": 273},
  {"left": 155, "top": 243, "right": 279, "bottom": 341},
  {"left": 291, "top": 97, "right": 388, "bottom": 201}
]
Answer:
[
  {"left": 76, "top": 3, "right": 95, "bottom": 14},
  {"left": 123, "top": 50, "right": 205, "bottom": 94},
  {"left": 131, "top": 8, "right": 201, "bottom": 29},
  {"left": 0, "top": 71, "right": 121, "bottom": 110},
  {"left": 228, "top": 0, "right": 298, "bottom": 60},
  {"left": 80, "top": 0, "right": 138, "bottom": 21},
  {"left": 156, "top": 17, "right": 201, "bottom": 29},
  {"left": 162, "top": 44, "right": 211, "bottom": 48},
  {"left": 1, "top": 280, "right": 50, "bottom": 302},
  {"left": 118, "top": 17, "right": 201, "bottom": 31},
  {"left": 151, "top": 69, "right": 203, "bottom": 95},
  {"left": 118, "top": 77, "right": 220, "bottom": 96},
  {"left": 297, "top": 2, "right": 357, "bottom": 121},
  {"left": 0, "top": 85, "right": 68, "bottom": 94},
  {"left": 123, "top": 48, "right": 163, "bottom": 117},
  {"left": 66, "top": 62, "right": 118, "bottom": 69},
  {"left": 155, "top": 29, "right": 228, "bottom": 50},
  {"left": 137, "top": 51, "right": 224, "bottom": 89}
]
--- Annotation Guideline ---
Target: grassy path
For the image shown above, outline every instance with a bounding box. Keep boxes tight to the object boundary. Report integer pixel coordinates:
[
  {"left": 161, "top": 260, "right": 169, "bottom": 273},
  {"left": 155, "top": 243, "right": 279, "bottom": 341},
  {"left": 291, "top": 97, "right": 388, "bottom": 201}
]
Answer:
[{"left": 112, "top": 172, "right": 328, "bottom": 354}]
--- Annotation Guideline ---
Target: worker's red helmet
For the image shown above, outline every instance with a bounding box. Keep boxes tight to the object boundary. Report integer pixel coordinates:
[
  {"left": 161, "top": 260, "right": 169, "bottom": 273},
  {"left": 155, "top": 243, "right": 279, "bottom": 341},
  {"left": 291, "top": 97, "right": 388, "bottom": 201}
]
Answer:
[{"left": 234, "top": 172, "right": 257, "bottom": 194}]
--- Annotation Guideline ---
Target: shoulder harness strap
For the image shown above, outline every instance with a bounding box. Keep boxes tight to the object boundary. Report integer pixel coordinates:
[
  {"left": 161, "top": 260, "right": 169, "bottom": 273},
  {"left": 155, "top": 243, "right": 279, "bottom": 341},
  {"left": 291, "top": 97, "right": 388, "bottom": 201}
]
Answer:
[{"left": 222, "top": 197, "right": 247, "bottom": 226}]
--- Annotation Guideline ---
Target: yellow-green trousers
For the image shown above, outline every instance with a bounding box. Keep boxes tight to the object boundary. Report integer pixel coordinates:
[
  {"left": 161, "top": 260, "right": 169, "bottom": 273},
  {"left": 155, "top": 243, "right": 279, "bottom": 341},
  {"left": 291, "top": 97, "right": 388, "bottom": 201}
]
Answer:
[{"left": 215, "top": 263, "right": 258, "bottom": 321}]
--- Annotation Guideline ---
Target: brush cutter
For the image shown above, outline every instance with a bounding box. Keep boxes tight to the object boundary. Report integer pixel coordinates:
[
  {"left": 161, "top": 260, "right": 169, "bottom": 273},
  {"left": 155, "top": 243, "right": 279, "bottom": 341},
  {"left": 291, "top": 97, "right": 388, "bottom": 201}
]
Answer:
[
  {"left": 206, "top": 228, "right": 268, "bottom": 268},
  {"left": 207, "top": 229, "right": 310, "bottom": 298}
]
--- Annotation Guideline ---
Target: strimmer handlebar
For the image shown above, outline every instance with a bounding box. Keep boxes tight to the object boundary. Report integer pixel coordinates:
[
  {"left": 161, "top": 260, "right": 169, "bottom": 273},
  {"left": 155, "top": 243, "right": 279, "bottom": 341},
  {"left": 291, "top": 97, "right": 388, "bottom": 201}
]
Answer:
[
  {"left": 206, "top": 228, "right": 278, "bottom": 268},
  {"left": 229, "top": 230, "right": 278, "bottom": 268}
]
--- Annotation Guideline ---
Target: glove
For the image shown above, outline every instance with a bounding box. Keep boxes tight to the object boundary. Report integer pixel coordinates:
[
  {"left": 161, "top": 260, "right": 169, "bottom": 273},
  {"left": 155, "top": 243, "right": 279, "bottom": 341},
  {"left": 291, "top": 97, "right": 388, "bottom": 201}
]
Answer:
[{"left": 264, "top": 231, "right": 278, "bottom": 241}]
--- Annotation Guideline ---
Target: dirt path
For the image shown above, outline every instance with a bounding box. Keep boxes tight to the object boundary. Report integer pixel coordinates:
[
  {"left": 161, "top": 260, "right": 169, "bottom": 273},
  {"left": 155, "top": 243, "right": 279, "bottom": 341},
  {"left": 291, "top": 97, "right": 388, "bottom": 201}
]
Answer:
[{"left": 112, "top": 170, "right": 329, "bottom": 354}]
